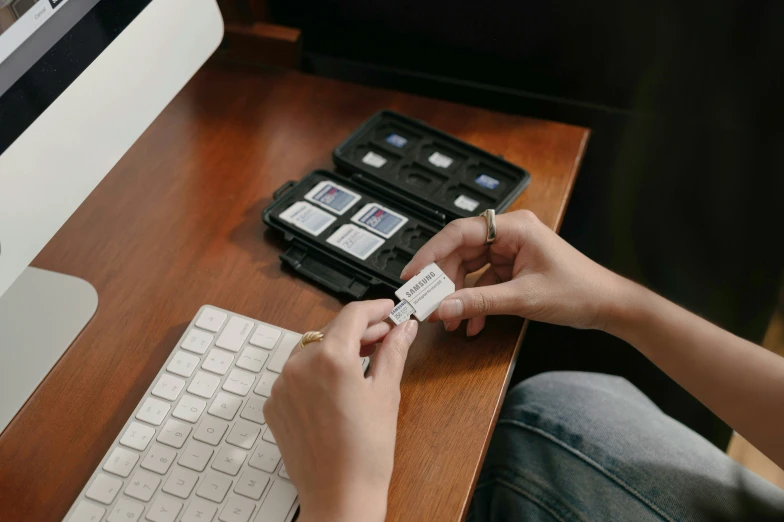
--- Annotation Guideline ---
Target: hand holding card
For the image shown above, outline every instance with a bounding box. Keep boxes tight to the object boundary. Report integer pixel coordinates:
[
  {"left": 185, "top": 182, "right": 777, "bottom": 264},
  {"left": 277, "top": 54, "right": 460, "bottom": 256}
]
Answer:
[{"left": 390, "top": 262, "right": 455, "bottom": 323}]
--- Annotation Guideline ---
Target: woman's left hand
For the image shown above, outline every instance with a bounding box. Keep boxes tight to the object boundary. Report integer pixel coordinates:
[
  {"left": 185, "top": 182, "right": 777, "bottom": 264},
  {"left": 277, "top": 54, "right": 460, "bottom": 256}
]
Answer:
[{"left": 263, "top": 299, "right": 419, "bottom": 522}]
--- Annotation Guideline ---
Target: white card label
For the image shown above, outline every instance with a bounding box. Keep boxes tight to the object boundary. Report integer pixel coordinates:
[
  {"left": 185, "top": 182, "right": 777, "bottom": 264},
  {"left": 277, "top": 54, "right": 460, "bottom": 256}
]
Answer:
[
  {"left": 362, "top": 151, "right": 388, "bottom": 168},
  {"left": 454, "top": 195, "right": 479, "bottom": 212},
  {"left": 326, "top": 224, "right": 384, "bottom": 260},
  {"left": 395, "top": 262, "right": 455, "bottom": 321},
  {"left": 428, "top": 152, "right": 454, "bottom": 169},
  {"left": 279, "top": 201, "right": 336, "bottom": 236},
  {"left": 388, "top": 300, "right": 416, "bottom": 325}
]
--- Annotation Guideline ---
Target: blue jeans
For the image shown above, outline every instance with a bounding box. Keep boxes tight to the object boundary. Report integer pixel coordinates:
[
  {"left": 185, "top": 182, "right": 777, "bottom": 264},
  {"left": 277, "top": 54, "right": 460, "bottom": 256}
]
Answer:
[{"left": 468, "top": 372, "right": 784, "bottom": 522}]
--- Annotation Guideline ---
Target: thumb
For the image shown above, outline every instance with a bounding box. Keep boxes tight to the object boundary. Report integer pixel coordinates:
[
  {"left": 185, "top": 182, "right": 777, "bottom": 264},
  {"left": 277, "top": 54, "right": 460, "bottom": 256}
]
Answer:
[
  {"left": 369, "top": 319, "right": 418, "bottom": 388},
  {"left": 437, "top": 282, "right": 522, "bottom": 321}
]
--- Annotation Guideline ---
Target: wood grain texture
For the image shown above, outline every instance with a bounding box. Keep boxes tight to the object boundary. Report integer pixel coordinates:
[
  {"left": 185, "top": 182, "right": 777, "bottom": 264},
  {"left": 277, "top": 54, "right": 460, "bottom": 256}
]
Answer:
[{"left": 0, "top": 65, "right": 588, "bottom": 521}]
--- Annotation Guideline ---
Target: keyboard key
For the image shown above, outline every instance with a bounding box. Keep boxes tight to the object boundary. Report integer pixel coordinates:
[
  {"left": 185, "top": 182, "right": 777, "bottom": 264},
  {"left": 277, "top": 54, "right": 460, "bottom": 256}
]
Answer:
[
  {"left": 120, "top": 422, "right": 155, "bottom": 451},
  {"left": 219, "top": 494, "right": 256, "bottom": 522},
  {"left": 85, "top": 473, "right": 123, "bottom": 505},
  {"left": 279, "top": 465, "right": 290, "bottom": 480},
  {"left": 136, "top": 397, "right": 171, "bottom": 426},
  {"left": 179, "top": 440, "right": 214, "bottom": 472},
  {"left": 215, "top": 316, "right": 254, "bottom": 352},
  {"left": 208, "top": 392, "right": 242, "bottom": 421},
  {"left": 240, "top": 396, "right": 266, "bottom": 425},
  {"left": 162, "top": 466, "right": 198, "bottom": 498},
  {"left": 157, "top": 419, "right": 191, "bottom": 449},
  {"left": 152, "top": 373, "right": 186, "bottom": 401},
  {"left": 253, "top": 370, "right": 278, "bottom": 398},
  {"left": 172, "top": 395, "right": 207, "bottom": 423},
  {"left": 202, "top": 348, "right": 234, "bottom": 375},
  {"left": 141, "top": 444, "right": 176, "bottom": 475},
  {"left": 167, "top": 350, "right": 200, "bottom": 378},
  {"left": 181, "top": 328, "right": 214, "bottom": 355},
  {"left": 195, "top": 307, "right": 227, "bottom": 333},
  {"left": 212, "top": 446, "right": 246, "bottom": 476},
  {"left": 145, "top": 495, "right": 182, "bottom": 522},
  {"left": 181, "top": 497, "right": 218, "bottom": 522},
  {"left": 226, "top": 419, "right": 261, "bottom": 450},
  {"left": 193, "top": 416, "right": 229, "bottom": 446},
  {"left": 234, "top": 468, "right": 269, "bottom": 500},
  {"left": 124, "top": 469, "right": 161, "bottom": 502},
  {"left": 196, "top": 470, "right": 233, "bottom": 503},
  {"left": 255, "top": 480, "right": 298, "bottom": 522},
  {"left": 262, "top": 426, "right": 277, "bottom": 445},
  {"left": 103, "top": 447, "right": 139, "bottom": 478},
  {"left": 108, "top": 498, "right": 144, "bottom": 522},
  {"left": 249, "top": 325, "right": 281, "bottom": 349},
  {"left": 267, "top": 333, "right": 301, "bottom": 373},
  {"left": 236, "top": 347, "right": 268, "bottom": 373},
  {"left": 248, "top": 441, "right": 280, "bottom": 473},
  {"left": 222, "top": 368, "right": 255, "bottom": 396},
  {"left": 68, "top": 500, "right": 105, "bottom": 522},
  {"left": 187, "top": 371, "right": 221, "bottom": 399}
]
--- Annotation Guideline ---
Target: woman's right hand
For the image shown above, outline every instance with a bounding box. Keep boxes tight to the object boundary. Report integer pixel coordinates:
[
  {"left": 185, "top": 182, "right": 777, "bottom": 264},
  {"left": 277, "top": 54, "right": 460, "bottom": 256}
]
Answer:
[{"left": 400, "top": 210, "right": 627, "bottom": 336}]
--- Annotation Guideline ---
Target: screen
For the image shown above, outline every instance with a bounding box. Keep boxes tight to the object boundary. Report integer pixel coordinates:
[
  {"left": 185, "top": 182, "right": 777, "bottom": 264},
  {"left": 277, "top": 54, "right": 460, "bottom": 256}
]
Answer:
[{"left": 0, "top": 0, "right": 152, "bottom": 154}]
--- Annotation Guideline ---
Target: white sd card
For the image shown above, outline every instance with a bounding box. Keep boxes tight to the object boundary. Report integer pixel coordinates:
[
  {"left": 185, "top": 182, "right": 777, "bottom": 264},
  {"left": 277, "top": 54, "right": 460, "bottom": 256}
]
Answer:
[
  {"left": 393, "top": 262, "right": 455, "bottom": 322},
  {"left": 326, "top": 224, "right": 384, "bottom": 260},
  {"left": 279, "top": 201, "right": 336, "bottom": 236}
]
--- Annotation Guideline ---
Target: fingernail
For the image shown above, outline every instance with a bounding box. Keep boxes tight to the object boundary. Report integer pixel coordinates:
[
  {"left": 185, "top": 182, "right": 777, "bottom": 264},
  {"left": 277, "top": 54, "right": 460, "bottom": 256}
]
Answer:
[
  {"left": 439, "top": 299, "right": 464, "bottom": 320},
  {"left": 404, "top": 319, "right": 417, "bottom": 333},
  {"left": 444, "top": 320, "right": 459, "bottom": 332},
  {"left": 400, "top": 262, "right": 412, "bottom": 279}
]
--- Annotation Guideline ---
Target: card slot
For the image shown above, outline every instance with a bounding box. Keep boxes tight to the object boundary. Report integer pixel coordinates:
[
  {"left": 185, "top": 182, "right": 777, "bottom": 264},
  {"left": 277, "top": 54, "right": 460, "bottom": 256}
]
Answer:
[
  {"left": 463, "top": 162, "right": 519, "bottom": 198},
  {"left": 350, "top": 143, "right": 402, "bottom": 172},
  {"left": 371, "top": 247, "right": 415, "bottom": 279},
  {"left": 398, "top": 162, "right": 450, "bottom": 191},
  {"left": 372, "top": 123, "right": 422, "bottom": 151},
  {"left": 443, "top": 183, "right": 494, "bottom": 213},
  {"left": 418, "top": 141, "right": 468, "bottom": 172},
  {"left": 398, "top": 224, "right": 436, "bottom": 253}
]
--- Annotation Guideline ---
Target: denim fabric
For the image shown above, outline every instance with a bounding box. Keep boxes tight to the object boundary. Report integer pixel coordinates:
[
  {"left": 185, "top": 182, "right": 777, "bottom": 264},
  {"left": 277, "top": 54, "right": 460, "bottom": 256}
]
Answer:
[{"left": 468, "top": 372, "right": 784, "bottom": 522}]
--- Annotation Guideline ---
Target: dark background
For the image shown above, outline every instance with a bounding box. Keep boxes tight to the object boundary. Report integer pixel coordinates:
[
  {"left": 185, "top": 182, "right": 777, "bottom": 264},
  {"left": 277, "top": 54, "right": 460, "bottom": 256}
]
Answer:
[{"left": 271, "top": 0, "right": 784, "bottom": 447}]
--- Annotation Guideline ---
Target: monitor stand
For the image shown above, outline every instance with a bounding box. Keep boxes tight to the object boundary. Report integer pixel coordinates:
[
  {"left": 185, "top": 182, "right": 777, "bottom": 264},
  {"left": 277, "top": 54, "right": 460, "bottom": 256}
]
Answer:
[{"left": 0, "top": 267, "right": 98, "bottom": 433}]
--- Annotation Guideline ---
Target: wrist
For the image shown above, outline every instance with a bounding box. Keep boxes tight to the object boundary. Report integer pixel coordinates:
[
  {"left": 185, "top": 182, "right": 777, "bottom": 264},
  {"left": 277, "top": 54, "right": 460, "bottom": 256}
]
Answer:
[
  {"left": 298, "top": 489, "right": 387, "bottom": 522},
  {"left": 599, "top": 274, "right": 654, "bottom": 340}
]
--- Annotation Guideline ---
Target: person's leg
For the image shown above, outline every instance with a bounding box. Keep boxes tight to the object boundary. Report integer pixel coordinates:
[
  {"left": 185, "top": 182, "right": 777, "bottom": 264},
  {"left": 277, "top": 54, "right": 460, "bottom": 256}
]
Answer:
[{"left": 468, "top": 371, "right": 784, "bottom": 522}]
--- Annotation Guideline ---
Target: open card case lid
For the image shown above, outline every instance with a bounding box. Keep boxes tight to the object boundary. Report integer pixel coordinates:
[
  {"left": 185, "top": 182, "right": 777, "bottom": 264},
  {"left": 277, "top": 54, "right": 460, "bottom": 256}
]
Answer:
[{"left": 262, "top": 110, "right": 532, "bottom": 299}]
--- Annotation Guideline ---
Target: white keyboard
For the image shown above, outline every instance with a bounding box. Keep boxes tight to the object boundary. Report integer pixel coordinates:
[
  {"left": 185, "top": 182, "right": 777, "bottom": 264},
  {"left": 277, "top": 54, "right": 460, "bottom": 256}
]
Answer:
[{"left": 65, "top": 306, "right": 366, "bottom": 522}]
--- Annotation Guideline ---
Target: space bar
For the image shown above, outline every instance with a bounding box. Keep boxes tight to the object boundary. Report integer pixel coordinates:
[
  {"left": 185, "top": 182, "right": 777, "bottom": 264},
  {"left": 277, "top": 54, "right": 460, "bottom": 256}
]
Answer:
[{"left": 255, "top": 480, "right": 298, "bottom": 521}]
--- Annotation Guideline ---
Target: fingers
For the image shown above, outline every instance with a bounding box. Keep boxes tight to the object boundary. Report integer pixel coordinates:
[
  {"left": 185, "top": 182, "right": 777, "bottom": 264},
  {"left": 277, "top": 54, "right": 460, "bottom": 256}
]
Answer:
[
  {"left": 437, "top": 280, "right": 522, "bottom": 322},
  {"left": 465, "top": 267, "right": 500, "bottom": 336},
  {"left": 401, "top": 217, "right": 489, "bottom": 280},
  {"left": 324, "top": 299, "right": 394, "bottom": 355},
  {"left": 360, "top": 321, "right": 391, "bottom": 346},
  {"left": 369, "top": 320, "right": 418, "bottom": 388}
]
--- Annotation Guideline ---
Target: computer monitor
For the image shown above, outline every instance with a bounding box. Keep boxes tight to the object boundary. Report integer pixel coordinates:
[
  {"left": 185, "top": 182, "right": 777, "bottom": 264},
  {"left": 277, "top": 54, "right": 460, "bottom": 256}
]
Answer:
[{"left": 0, "top": 0, "right": 224, "bottom": 433}]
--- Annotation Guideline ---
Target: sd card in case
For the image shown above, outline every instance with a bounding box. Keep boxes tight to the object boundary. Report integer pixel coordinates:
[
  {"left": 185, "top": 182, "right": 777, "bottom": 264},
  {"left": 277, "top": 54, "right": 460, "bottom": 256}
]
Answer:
[
  {"left": 327, "top": 224, "right": 385, "bottom": 260},
  {"left": 279, "top": 201, "right": 336, "bottom": 236},
  {"left": 351, "top": 203, "right": 408, "bottom": 239},
  {"left": 304, "top": 180, "right": 361, "bottom": 215}
]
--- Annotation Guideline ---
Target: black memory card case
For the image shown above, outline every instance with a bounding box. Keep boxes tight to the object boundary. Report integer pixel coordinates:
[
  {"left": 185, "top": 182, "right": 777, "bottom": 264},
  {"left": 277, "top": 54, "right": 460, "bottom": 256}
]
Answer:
[{"left": 262, "top": 110, "right": 532, "bottom": 299}]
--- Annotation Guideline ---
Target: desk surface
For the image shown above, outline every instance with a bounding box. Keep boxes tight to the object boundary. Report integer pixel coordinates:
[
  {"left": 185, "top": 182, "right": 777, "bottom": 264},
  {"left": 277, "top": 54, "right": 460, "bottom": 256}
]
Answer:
[{"left": 0, "top": 66, "right": 588, "bottom": 521}]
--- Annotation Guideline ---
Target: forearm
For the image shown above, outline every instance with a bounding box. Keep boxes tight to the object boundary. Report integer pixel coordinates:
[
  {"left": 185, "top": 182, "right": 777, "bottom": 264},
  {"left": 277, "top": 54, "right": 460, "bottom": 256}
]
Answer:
[{"left": 604, "top": 277, "right": 784, "bottom": 467}]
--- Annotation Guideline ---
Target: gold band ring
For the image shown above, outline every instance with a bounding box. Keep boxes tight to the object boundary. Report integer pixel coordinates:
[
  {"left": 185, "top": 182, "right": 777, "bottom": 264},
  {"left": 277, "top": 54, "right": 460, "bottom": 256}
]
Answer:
[
  {"left": 298, "top": 331, "right": 325, "bottom": 349},
  {"left": 480, "top": 209, "right": 497, "bottom": 245}
]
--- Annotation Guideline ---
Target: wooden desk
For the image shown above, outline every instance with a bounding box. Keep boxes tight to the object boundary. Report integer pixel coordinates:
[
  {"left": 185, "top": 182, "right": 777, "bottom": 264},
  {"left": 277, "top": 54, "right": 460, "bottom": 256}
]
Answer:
[{"left": 0, "top": 66, "right": 588, "bottom": 521}]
